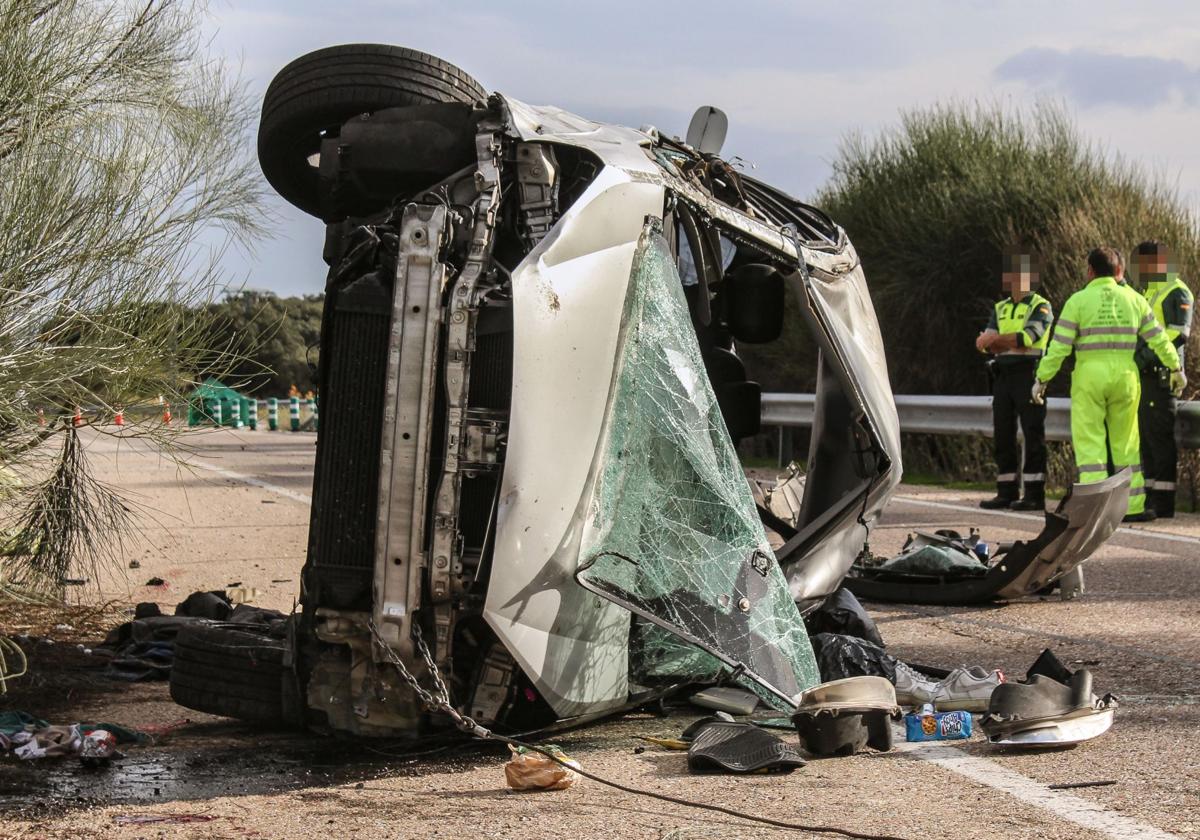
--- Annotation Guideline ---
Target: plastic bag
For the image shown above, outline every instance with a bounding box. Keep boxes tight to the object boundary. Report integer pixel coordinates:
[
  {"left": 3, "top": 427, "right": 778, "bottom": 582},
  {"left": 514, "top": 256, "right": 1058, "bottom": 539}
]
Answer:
[
  {"left": 809, "top": 633, "right": 898, "bottom": 682},
  {"left": 504, "top": 745, "right": 581, "bottom": 792}
]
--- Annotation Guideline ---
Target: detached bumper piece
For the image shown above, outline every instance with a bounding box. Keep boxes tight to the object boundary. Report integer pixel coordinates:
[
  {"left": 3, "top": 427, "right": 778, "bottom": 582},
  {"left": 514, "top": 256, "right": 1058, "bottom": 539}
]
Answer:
[
  {"left": 981, "top": 667, "right": 1117, "bottom": 748},
  {"left": 845, "top": 470, "right": 1130, "bottom": 605},
  {"left": 791, "top": 676, "right": 901, "bottom": 758}
]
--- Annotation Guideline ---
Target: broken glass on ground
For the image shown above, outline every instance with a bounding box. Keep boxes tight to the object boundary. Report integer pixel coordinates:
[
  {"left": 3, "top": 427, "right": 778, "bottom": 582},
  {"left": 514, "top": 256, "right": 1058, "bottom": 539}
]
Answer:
[{"left": 576, "top": 221, "right": 819, "bottom": 708}]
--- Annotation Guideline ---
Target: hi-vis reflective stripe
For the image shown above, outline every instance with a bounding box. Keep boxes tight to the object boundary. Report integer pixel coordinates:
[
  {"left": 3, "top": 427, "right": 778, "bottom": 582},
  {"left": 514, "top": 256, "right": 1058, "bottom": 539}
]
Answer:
[
  {"left": 999, "top": 348, "right": 1044, "bottom": 356},
  {"left": 1076, "top": 463, "right": 1106, "bottom": 473},
  {"left": 1076, "top": 341, "right": 1137, "bottom": 351},
  {"left": 1141, "top": 324, "right": 1164, "bottom": 339},
  {"left": 1052, "top": 333, "right": 1074, "bottom": 345},
  {"left": 1148, "top": 480, "right": 1177, "bottom": 491},
  {"left": 1057, "top": 318, "right": 1079, "bottom": 330},
  {"left": 997, "top": 473, "right": 1018, "bottom": 482},
  {"left": 1022, "top": 473, "right": 1045, "bottom": 481},
  {"left": 1078, "top": 326, "right": 1136, "bottom": 336},
  {"left": 1130, "top": 486, "right": 1146, "bottom": 496}
]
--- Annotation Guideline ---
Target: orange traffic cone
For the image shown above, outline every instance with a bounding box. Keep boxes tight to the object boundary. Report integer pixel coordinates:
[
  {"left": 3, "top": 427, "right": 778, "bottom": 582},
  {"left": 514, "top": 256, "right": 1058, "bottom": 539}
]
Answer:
[
  {"left": 114, "top": 408, "right": 124, "bottom": 427},
  {"left": 72, "top": 407, "right": 83, "bottom": 428},
  {"left": 163, "top": 402, "right": 172, "bottom": 425}
]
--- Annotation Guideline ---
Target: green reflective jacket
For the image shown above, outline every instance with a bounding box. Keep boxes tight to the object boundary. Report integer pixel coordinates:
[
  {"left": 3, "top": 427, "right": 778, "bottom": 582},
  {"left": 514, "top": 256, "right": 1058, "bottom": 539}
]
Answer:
[{"left": 1037, "top": 276, "right": 1179, "bottom": 382}]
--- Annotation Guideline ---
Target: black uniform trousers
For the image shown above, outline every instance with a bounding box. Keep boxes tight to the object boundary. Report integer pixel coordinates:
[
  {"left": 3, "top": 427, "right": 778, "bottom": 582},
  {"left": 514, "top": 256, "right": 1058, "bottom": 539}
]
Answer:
[
  {"left": 992, "top": 360, "right": 1047, "bottom": 501},
  {"left": 1139, "top": 369, "right": 1177, "bottom": 516}
]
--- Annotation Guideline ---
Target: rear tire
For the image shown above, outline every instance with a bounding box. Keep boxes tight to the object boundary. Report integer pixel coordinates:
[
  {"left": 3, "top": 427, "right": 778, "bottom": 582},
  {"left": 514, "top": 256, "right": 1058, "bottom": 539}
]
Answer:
[
  {"left": 257, "top": 44, "right": 486, "bottom": 218},
  {"left": 169, "top": 623, "right": 290, "bottom": 726}
]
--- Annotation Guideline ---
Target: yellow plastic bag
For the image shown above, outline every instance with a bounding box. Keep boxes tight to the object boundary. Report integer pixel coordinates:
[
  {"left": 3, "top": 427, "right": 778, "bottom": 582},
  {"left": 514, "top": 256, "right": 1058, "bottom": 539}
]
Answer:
[{"left": 504, "top": 744, "right": 581, "bottom": 791}]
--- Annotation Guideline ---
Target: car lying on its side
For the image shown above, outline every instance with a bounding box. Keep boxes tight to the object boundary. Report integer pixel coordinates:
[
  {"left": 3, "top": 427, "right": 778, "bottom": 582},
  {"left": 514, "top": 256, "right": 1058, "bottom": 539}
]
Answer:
[{"left": 169, "top": 44, "right": 902, "bottom": 736}]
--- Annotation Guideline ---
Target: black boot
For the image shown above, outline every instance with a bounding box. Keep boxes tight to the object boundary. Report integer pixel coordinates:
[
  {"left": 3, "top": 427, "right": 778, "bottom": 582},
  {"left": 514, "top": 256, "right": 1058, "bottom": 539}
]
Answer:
[
  {"left": 980, "top": 495, "right": 1018, "bottom": 510},
  {"left": 1123, "top": 509, "right": 1157, "bottom": 523},
  {"left": 1150, "top": 488, "right": 1176, "bottom": 519},
  {"left": 1009, "top": 482, "right": 1045, "bottom": 511}
]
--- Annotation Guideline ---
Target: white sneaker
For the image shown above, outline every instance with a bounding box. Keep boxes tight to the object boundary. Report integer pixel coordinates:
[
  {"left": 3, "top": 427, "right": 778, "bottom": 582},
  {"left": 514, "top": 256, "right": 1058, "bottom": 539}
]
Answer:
[
  {"left": 932, "top": 666, "right": 1005, "bottom": 712},
  {"left": 893, "top": 661, "right": 939, "bottom": 707}
]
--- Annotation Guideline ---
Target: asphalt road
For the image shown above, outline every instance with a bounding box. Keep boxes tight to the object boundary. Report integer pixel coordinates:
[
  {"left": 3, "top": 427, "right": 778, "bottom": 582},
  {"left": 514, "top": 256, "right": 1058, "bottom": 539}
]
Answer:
[{"left": 2, "top": 428, "right": 1197, "bottom": 839}]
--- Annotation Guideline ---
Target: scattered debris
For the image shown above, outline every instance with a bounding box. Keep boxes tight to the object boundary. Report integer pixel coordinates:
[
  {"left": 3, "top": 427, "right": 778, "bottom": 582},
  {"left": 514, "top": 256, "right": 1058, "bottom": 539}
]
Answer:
[
  {"left": 504, "top": 744, "right": 581, "bottom": 791},
  {"left": 636, "top": 735, "right": 690, "bottom": 751},
  {"left": 792, "top": 676, "right": 899, "bottom": 757},
  {"left": 690, "top": 686, "right": 759, "bottom": 715},
  {"left": 144, "top": 577, "right": 166, "bottom": 586},
  {"left": 128, "top": 559, "right": 141, "bottom": 569},
  {"left": 981, "top": 650, "right": 1117, "bottom": 748},
  {"left": 904, "top": 705, "right": 972, "bottom": 742},
  {"left": 79, "top": 729, "right": 119, "bottom": 766},
  {"left": 687, "top": 722, "right": 805, "bottom": 774},
  {"left": 1048, "top": 780, "right": 1118, "bottom": 790}
]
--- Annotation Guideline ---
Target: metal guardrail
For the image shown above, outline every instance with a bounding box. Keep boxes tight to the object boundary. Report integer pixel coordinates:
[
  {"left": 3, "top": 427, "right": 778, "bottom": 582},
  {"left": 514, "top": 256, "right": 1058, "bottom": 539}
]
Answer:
[{"left": 761, "top": 393, "right": 1200, "bottom": 448}]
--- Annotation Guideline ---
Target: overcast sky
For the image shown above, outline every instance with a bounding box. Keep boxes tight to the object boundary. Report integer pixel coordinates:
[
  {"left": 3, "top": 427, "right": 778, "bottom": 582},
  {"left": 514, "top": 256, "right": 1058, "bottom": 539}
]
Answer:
[{"left": 204, "top": 1, "right": 1200, "bottom": 297}]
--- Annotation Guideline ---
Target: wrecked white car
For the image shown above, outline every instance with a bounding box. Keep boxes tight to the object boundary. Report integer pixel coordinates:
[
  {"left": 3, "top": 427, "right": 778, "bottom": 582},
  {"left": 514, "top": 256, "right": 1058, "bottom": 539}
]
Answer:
[{"left": 169, "top": 44, "right": 901, "bottom": 736}]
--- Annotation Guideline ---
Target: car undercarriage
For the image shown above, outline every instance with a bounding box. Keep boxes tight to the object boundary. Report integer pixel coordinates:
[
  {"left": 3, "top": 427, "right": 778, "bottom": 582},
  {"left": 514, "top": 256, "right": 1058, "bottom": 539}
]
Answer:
[{"left": 177, "top": 43, "right": 905, "bottom": 736}]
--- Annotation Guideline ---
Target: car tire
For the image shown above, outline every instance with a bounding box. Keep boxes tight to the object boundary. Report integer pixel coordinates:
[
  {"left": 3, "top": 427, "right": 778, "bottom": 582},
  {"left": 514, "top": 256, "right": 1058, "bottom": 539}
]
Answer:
[
  {"left": 169, "top": 623, "right": 291, "bottom": 726},
  {"left": 258, "top": 43, "right": 486, "bottom": 218}
]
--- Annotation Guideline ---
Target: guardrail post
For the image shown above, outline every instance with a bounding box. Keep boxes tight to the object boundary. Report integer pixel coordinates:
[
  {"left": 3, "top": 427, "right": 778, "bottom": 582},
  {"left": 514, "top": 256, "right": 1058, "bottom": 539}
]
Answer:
[
  {"left": 308, "top": 396, "right": 318, "bottom": 432},
  {"left": 268, "top": 398, "right": 278, "bottom": 431},
  {"left": 213, "top": 400, "right": 222, "bottom": 427},
  {"left": 289, "top": 396, "right": 300, "bottom": 432},
  {"left": 248, "top": 398, "right": 258, "bottom": 431},
  {"left": 231, "top": 400, "right": 242, "bottom": 429}
]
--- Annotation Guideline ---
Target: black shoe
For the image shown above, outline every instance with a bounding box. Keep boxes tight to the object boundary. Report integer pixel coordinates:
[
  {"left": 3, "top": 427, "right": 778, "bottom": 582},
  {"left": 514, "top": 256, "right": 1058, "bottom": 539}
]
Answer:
[
  {"left": 980, "top": 496, "right": 1018, "bottom": 510},
  {"left": 1009, "top": 497, "right": 1045, "bottom": 511},
  {"left": 1122, "top": 509, "right": 1157, "bottom": 523}
]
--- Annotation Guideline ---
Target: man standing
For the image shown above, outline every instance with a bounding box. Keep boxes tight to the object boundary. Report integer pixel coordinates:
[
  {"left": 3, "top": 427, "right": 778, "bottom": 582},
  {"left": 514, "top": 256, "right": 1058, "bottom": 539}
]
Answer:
[
  {"left": 1034, "top": 247, "right": 1184, "bottom": 522},
  {"left": 976, "top": 251, "right": 1053, "bottom": 510},
  {"left": 1134, "top": 241, "right": 1193, "bottom": 518}
]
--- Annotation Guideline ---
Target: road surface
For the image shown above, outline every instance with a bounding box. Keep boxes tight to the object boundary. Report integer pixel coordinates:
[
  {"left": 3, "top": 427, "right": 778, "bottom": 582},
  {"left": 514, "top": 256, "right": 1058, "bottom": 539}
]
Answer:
[{"left": 1, "top": 428, "right": 1196, "bottom": 840}]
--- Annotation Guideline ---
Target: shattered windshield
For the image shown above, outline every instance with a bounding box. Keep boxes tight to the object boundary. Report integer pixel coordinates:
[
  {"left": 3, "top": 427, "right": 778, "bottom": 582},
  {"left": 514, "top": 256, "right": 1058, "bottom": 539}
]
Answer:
[{"left": 575, "top": 219, "right": 820, "bottom": 707}]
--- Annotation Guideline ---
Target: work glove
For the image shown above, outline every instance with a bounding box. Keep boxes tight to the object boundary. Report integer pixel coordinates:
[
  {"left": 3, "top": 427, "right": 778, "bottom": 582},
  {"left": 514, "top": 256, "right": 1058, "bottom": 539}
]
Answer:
[
  {"left": 1170, "top": 368, "right": 1187, "bottom": 398},
  {"left": 1031, "top": 380, "right": 1047, "bottom": 405}
]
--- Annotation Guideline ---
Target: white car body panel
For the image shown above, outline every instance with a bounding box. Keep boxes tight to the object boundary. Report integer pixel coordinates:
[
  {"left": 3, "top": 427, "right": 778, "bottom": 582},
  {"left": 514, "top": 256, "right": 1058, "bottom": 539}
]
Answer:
[{"left": 484, "top": 160, "right": 666, "bottom": 716}]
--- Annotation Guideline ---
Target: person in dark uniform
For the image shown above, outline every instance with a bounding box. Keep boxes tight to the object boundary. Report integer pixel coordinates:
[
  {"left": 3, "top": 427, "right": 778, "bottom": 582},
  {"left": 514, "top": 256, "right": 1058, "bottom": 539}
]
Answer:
[
  {"left": 1134, "top": 241, "right": 1193, "bottom": 518},
  {"left": 976, "top": 251, "right": 1054, "bottom": 510}
]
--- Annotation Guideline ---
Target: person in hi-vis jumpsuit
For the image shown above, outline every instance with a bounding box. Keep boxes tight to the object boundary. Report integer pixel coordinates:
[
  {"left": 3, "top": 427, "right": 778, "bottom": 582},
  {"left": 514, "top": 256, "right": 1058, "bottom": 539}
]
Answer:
[{"left": 1034, "top": 247, "right": 1184, "bottom": 522}]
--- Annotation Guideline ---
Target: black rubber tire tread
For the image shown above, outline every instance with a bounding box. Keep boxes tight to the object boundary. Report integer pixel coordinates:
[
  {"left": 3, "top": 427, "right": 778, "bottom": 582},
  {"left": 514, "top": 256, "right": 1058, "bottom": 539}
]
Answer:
[
  {"left": 169, "top": 624, "right": 288, "bottom": 724},
  {"left": 258, "top": 44, "right": 486, "bottom": 217}
]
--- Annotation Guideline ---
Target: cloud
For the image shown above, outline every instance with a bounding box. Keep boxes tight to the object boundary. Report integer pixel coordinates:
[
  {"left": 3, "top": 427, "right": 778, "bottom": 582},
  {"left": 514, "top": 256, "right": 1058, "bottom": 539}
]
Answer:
[{"left": 995, "top": 47, "right": 1200, "bottom": 108}]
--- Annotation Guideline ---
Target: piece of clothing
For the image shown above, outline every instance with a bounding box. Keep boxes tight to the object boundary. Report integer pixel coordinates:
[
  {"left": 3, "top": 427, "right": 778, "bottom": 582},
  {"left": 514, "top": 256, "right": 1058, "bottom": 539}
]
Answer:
[
  {"left": 1135, "top": 274, "right": 1193, "bottom": 372},
  {"left": 1037, "top": 276, "right": 1179, "bottom": 382},
  {"left": 984, "top": 292, "right": 1054, "bottom": 366},
  {"left": 1037, "top": 277, "right": 1178, "bottom": 516},
  {"left": 1071, "top": 357, "right": 1145, "bottom": 513},
  {"left": 990, "top": 361, "right": 1046, "bottom": 500},
  {"left": 1139, "top": 370, "right": 1178, "bottom": 517}
]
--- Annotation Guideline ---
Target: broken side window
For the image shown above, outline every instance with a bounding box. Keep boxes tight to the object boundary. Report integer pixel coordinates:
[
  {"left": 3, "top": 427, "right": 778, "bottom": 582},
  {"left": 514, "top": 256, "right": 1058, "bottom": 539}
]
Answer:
[{"left": 575, "top": 218, "right": 820, "bottom": 708}]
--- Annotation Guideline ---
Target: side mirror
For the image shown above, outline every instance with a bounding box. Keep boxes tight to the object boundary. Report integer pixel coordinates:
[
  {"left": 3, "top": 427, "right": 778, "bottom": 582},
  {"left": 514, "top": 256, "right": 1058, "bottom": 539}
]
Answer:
[{"left": 686, "top": 106, "right": 728, "bottom": 156}]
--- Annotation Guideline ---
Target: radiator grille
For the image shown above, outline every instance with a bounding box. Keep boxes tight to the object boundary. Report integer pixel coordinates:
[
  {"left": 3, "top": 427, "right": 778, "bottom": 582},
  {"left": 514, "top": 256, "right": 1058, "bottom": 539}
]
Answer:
[{"left": 304, "top": 273, "right": 392, "bottom": 609}]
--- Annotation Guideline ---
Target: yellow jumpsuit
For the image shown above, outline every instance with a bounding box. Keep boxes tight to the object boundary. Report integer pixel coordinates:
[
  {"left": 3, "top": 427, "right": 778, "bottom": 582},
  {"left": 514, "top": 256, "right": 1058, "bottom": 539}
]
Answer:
[{"left": 1036, "top": 276, "right": 1179, "bottom": 515}]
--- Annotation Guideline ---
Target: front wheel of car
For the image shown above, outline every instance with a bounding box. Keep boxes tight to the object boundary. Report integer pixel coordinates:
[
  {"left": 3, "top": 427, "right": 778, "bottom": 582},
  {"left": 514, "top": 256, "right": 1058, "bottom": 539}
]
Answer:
[{"left": 257, "top": 43, "right": 486, "bottom": 218}]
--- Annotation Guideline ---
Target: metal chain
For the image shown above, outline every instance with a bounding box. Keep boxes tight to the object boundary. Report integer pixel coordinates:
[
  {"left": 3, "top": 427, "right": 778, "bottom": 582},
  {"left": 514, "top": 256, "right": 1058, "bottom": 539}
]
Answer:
[{"left": 367, "top": 620, "right": 491, "bottom": 739}]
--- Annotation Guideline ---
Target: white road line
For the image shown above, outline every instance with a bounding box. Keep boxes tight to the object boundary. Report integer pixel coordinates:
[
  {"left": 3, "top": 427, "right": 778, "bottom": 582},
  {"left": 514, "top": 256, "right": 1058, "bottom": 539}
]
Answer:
[
  {"left": 892, "top": 494, "right": 1200, "bottom": 548},
  {"left": 189, "top": 460, "right": 313, "bottom": 506},
  {"left": 894, "top": 736, "right": 1182, "bottom": 840}
]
